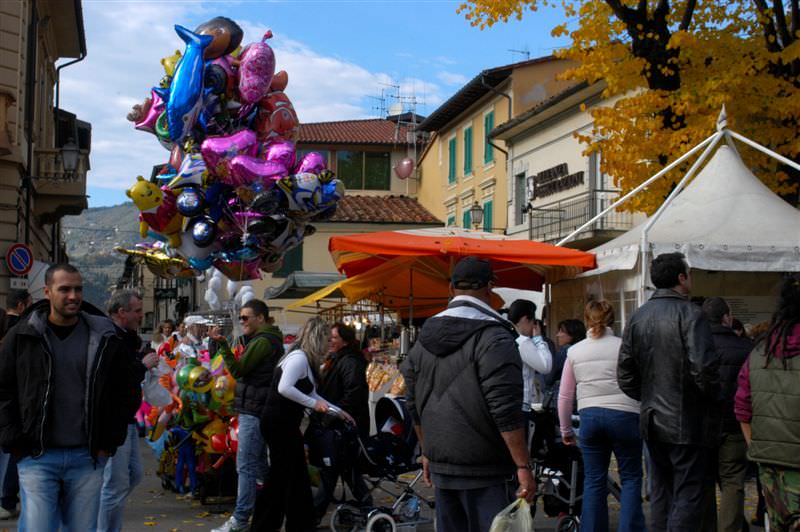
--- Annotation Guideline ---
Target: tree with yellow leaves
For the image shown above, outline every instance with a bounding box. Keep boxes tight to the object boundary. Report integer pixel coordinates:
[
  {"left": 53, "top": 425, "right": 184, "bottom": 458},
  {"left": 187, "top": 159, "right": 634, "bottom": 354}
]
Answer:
[{"left": 459, "top": 1, "right": 800, "bottom": 213}]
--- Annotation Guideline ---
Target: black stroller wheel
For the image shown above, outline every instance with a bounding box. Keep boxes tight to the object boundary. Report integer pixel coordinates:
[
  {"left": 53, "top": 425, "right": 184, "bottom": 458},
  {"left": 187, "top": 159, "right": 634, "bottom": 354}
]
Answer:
[
  {"left": 555, "top": 514, "right": 580, "bottom": 532},
  {"left": 330, "top": 505, "right": 361, "bottom": 532},
  {"left": 365, "top": 511, "right": 397, "bottom": 532}
]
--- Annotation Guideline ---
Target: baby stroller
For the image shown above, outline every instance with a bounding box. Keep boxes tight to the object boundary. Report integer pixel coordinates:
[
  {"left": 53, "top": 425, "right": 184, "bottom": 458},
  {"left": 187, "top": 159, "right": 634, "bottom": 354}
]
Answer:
[
  {"left": 528, "top": 408, "right": 584, "bottom": 532},
  {"left": 329, "top": 396, "right": 434, "bottom": 531}
]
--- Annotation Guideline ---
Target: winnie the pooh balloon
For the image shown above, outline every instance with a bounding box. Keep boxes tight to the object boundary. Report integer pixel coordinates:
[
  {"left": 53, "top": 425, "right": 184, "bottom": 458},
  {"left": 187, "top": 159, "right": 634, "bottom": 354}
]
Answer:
[{"left": 126, "top": 176, "right": 183, "bottom": 248}]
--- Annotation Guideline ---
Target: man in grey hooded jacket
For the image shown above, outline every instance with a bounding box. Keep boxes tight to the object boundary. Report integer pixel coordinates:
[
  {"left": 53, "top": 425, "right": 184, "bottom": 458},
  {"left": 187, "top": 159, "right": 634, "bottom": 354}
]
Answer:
[{"left": 401, "top": 256, "right": 535, "bottom": 532}]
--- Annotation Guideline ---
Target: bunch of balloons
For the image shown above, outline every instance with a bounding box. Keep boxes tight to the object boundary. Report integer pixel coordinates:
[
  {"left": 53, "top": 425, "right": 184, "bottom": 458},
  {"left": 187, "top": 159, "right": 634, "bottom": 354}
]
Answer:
[{"left": 120, "top": 16, "right": 344, "bottom": 280}]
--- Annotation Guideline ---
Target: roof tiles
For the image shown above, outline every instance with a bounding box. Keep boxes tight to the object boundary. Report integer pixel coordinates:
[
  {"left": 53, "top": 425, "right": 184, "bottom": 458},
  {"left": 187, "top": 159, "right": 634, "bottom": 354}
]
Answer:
[
  {"left": 328, "top": 195, "right": 441, "bottom": 225},
  {"left": 298, "top": 119, "right": 411, "bottom": 145}
]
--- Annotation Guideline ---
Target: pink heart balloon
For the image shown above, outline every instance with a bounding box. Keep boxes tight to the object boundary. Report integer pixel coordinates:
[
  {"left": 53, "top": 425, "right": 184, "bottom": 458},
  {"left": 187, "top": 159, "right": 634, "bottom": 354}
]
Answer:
[
  {"left": 135, "top": 90, "right": 165, "bottom": 133},
  {"left": 201, "top": 129, "right": 258, "bottom": 178},
  {"left": 228, "top": 155, "right": 287, "bottom": 187},
  {"left": 394, "top": 157, "right": 415, "bottom": 179},
  {"left": 238, "top": 32, "right": 276, "bottom": 104},
  {"left": 261, "top": 140, "right": 296, "bottom": 170},
  {"left": 293, "top": 152, "right": 327, "bottom": 175},
  {"left": 213, "top": 257, "right": 262, "bottom": 281}
]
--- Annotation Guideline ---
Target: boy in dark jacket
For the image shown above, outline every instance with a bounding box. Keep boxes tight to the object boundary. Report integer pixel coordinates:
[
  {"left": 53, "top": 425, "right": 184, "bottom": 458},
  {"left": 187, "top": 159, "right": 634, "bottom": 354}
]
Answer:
[{"left": 0, "top": 264, "right": 141, "bottom": 531}]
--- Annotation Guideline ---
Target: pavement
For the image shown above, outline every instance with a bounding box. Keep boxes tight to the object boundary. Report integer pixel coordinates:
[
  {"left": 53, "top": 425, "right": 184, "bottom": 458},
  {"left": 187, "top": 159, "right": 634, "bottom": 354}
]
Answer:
[{"left": 0, "top": 438, "right": 769, "bottom": 531}]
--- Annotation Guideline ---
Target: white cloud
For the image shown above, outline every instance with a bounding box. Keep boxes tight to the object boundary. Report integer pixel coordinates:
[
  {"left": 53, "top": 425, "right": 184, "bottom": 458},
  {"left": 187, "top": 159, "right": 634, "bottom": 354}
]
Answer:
[
  {"left": 59, "top": 5, "right": 449, "bottom": 197},
  {"left": 437, "top": 71, "right": 468, "bottom": 85}
]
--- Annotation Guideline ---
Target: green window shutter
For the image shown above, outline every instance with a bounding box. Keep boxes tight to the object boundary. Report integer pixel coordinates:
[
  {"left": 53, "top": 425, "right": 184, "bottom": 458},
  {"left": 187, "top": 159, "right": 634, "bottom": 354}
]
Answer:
[
  {"left": 464, "top": 127, "right": 473, "bottom": 175},
  {"left": 336, "top": 151, "right": 364, "bottom": 190},
  {"left": 463, "top": 209, "right": 471, "bottom": 229},
  {"left": 364, "top": 151, "right": 391, "bottom": 190},
  {"left": 484, "top": 112, "right": 494, "bottom": 164},
  {"left": 273, "top": 243, "right": 303, "bottom": 278},
  {"left": 448, "top": 138, "right": 456, "bottom": 184},
  {"left": 447, "top": 215, "right": 455, "bottom": 227},
  {"left": 483, "top": 200, "right": 493, "bottom": 232}
]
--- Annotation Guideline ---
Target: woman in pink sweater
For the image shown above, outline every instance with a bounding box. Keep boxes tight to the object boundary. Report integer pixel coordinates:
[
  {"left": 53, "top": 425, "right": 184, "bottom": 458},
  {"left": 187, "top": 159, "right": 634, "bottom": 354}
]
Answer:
[{"left": 557, "top": 300, "right": 644, "bottom": 532}]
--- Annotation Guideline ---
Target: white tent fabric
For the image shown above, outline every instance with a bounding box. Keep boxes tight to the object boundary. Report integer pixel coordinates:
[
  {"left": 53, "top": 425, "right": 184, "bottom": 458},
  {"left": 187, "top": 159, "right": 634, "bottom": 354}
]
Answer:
[{"left": 582, "top": 145, "right": 800, "bottom": 276}]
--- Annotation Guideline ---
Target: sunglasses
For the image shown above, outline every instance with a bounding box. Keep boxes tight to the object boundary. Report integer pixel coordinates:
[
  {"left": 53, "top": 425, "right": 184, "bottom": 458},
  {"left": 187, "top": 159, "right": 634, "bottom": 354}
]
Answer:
[{"left": 238, "top": 315, "right": 250, "bottom": 322}]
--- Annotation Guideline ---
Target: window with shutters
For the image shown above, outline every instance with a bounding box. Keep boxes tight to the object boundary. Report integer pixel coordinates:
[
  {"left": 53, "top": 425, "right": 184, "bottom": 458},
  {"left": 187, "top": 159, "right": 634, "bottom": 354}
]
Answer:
[
  {"left": 483, "top": 200, "right": 493, "bottom": 232},
  {"left": 448, "top": 137, "right": 457, "bottom": 184},
  {"left": 484, "top": 111, "right": 494, "bottom": 164},
  {"left": 463, "top": 126, "right": 473, "bottom": 176}
]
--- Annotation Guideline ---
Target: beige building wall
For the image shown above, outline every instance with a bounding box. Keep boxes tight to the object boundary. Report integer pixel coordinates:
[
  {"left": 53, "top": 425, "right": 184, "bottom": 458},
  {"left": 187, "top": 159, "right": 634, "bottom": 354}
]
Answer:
[
  {"left": 0, "top": 0, "right": 88, "bottom": 306},
  {"left": 416, "top": 59, "right": 575, "bottom": 236}
]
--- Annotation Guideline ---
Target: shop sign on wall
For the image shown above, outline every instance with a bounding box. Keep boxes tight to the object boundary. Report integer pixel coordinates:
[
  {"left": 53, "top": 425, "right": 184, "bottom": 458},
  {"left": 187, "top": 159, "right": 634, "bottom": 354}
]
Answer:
[{"left": 529, "top": 163, "right": 585, "bottom": 199}]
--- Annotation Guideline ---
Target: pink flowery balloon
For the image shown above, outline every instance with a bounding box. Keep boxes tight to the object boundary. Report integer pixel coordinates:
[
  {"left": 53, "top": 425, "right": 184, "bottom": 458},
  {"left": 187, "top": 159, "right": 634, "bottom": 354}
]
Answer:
[{"left": 237, "top": 31, "right": 276, "bottom": 104}]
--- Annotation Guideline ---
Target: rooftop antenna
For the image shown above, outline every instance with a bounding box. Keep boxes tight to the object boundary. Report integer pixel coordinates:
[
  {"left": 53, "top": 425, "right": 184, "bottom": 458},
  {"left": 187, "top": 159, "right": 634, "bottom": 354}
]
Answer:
[
  {"left": 508, "top": 47, "right": 531, "bottom": 62},
  {"left": 368, "top": 88, "right": 388, "bottom": 119}
]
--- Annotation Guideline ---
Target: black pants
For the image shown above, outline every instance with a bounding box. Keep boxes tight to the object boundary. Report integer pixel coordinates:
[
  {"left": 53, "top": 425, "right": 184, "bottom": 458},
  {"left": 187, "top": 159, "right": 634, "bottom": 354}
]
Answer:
[
  {"left": 251, "top": 426, "right": 315, "bottom": 532},
  {"left": 647, "top": 440, "right": 717, "bottom": 532},
  {"left": 435, "top": 482, "right": 512, "bottom": 532}
]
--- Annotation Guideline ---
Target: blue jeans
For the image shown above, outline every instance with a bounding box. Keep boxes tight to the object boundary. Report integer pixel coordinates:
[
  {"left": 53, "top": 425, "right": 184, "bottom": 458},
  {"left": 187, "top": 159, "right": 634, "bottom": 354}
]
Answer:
[
  {"left": 435, "top": 483, "right": 512, "bottom": 532},
  {"left": 17, "top": 447, "right": 107, "bottom": 531},
  {"left": 578, "top": 407, "right": 646, "bottom": 532},
  {"left": 98, "top": 424, "right": 143, "bottom": 531},
  {"left": 233, "top": 413, "right": 269, "bottom": 523},
  {"left": 0, "top": 451, "right": 19, "bottom": 510}
]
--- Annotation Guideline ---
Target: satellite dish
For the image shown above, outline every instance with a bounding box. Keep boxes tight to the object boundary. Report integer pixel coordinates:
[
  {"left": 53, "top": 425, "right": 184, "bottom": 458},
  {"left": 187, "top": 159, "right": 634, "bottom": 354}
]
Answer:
[{"left": 388, "top": 103, "right": 403, "bottom": 116}]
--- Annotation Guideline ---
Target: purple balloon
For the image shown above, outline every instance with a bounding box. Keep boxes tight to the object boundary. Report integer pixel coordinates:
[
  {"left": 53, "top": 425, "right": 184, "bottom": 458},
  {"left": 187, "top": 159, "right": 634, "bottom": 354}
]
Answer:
[
  {"left": 394, "top": 157, "right": 415, "bottom": 179},
  {"left": 201, "top": 129, "right": 258, "bottom": 178},
  {"left": 261, "top": 140, "right": 296, "bottom": 170},
  {"left": 293, "top": 152, "right": 327, "bottom": 175},
  {"left": 228, "top": 155, "right": 288, "bottom": 187}
]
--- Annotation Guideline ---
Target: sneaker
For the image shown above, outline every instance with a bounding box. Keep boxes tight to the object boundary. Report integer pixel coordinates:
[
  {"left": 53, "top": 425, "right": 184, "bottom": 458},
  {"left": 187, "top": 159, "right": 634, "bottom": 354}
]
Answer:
[
  {"left": 211, "top": 516, "right": 250, "bottom": 532},
  {"left": 0, "top": 506, "right": 19, "bottom": 520}
]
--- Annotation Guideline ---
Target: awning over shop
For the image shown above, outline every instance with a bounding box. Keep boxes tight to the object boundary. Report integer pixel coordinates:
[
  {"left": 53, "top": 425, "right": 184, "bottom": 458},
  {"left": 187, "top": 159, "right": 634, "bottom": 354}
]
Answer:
[{"left": 264, "top": 271, "right": 346, "bottom": 300}]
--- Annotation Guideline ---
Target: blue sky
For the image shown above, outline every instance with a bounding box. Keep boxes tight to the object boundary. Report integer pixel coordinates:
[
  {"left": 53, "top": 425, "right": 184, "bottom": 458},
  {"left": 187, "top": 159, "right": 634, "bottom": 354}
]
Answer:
[{"left": 60, "top": 0, "right": 568, "bottom": 207}]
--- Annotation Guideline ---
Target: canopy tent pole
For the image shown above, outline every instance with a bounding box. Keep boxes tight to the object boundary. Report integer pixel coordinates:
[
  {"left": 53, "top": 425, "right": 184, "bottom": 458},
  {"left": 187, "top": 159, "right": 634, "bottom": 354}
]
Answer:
[
  {"left": 725, "top": 130, "right": 800, "bottom": 173},
  {"left": 639, "top": 130, "right": 725, "bottom": 303},
  {"left": 557, "top": 131, "right": 719, "bottom": 246}
]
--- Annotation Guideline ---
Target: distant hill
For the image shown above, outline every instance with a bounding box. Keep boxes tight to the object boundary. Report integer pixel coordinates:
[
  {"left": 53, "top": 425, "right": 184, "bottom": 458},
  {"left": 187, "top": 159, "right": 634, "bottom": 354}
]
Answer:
[{"left": 62, "top": 202, "right": 142, "bottom": 309}]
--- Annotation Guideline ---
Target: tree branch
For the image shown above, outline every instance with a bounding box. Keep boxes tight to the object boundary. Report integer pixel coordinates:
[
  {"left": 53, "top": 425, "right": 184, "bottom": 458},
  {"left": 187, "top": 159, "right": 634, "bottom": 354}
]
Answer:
[
  {"left": 791, "top": 0, "right": 800, "bottom": 38},
  {"left": 605, "top": 0, "right": 637, "bottom": 25},
  {"left": 655, "top": 0, "right": 670, "bottom": 19},
  {"left": 773, "top": 0, "right": 791, "bottom": 48},
  {"left": 753, "top": 0, "right": 784, "bottom": 52},
  {"left": 679, "top": 0, "right": 697, "bottom": 31}
]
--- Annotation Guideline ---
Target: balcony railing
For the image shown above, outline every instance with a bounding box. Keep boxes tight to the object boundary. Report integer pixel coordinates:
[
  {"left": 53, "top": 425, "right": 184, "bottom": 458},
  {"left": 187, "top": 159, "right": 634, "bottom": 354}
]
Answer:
[
  {"left": 34, "top": 147, "right": 90, "bottom": 182},
  {"left": 528, "top": 189, "right": 634, "bottom": 243},
  {"left": 32, "top": 148, "right": 90, "bottom": 223}
]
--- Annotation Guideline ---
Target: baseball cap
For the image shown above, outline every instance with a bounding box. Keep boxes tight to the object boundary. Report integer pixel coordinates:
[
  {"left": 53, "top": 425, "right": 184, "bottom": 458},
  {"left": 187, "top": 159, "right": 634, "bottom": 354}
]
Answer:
[
  {"left": 183, "top": 315, "right": 210, "bottom": 326},
  {"left": 451, "top": 256, "right": 495, "bottom": 290}
]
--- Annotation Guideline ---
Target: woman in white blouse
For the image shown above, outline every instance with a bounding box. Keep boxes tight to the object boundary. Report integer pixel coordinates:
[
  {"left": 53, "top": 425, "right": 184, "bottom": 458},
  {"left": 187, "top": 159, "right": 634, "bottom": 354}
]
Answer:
[{"left": 255, "top": 317, "right": 350, "bottom": 531}]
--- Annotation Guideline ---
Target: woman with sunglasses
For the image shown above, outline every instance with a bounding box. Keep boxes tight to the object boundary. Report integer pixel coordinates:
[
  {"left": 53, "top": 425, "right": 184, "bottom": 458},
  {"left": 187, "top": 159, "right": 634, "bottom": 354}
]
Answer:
[{"left": 253, "top": 317, "right": 352, "bottom": 532}]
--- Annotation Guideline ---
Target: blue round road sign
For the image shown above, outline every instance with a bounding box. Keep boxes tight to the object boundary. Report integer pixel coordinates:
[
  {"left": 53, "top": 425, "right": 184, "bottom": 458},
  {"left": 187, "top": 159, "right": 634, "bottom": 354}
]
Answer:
[{"left": 6, "top": 243, "right": 33, "bottom": 276}]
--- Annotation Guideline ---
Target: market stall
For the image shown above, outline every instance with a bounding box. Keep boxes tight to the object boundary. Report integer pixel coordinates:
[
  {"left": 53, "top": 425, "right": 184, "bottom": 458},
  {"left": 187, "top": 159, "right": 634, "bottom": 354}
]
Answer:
[{"left": 551, "top": 119, "right": 800, "bottom": 332}]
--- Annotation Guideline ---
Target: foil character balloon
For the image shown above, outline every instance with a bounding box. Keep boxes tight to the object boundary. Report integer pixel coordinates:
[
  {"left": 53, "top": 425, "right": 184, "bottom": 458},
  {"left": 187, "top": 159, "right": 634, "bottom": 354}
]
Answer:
[
  {"left": 249, "top": 189, "right": 281, "bottom": 215},
  {"left": 133, "top": 90, "right": 166, "bottom": 134},
  {"left": 194, "top": 16, "right": 243, "bottom": 60},
  {"left": 210, "top": 54, "right": 236, "bottom": 98},
  {"left": 212, "top": 257, "right": 262, "bottom": 281},
  {"left": 126, "top": 176, "right": 183, "bottom": 248},
  {"left": 115, "top": 245, "right": 194, "bottom": 279},
  {"left": 168, "top": 153, "right": 207, "bottom": 189},
  {"left": 254, "top": 71, "right": 299, "bottom": 142},
  {"left": 200, "top": 129, "right": 258, "bottom": 178},
  {"left": 212, "top": 375, "right": 235, "bottom": 404},
  {"left": 188, "top": 366, "right": 213, "bottom": 393},
  {"left": 161, "top": 49, "right": 183, "bottom": 77},
  {"left": 160, "top": 25, "right": 213, "bottom": 142},
  {"left": 228, "top": 155, "right": 287, "bottom": 188},
  {"left": 238, "top": 31, "right": 276, "bottom": 104},
  {"left": 277, "top": 171, "right": 343, "bottom": 217}
]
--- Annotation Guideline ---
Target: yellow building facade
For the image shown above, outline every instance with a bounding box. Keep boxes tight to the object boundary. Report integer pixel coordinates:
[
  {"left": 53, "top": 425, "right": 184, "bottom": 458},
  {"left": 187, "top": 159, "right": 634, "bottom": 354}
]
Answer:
[{"left": 416, "top": 57, "right": 577, "bottom": 235}]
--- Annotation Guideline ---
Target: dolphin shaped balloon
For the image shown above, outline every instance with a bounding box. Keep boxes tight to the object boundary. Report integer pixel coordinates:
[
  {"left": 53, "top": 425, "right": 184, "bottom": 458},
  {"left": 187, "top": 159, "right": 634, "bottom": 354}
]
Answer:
[{"left": 157, "top": 25, "right": 213, "bottom": 142}]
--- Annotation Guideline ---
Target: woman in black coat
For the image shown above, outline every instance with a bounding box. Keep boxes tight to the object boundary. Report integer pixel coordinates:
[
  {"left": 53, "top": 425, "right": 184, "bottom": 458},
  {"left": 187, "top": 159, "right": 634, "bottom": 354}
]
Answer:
[{"left": 310, "top": 322, "right": 372, "bottom": 519}]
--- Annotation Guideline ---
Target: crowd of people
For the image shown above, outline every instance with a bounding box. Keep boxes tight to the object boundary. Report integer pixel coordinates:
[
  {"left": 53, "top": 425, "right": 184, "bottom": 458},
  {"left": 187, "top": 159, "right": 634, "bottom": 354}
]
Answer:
[{"left": 0, "top": 254, "right": 797, "bottom": 532}]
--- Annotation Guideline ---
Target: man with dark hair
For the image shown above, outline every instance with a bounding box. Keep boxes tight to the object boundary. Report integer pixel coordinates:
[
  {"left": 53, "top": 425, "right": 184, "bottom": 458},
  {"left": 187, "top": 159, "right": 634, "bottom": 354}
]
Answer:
[
  {"left": 98, "top": 290, "right": 158, "bottom": 531},
  {"left": 0, "top": 264, "right": 141, "bottom": 530},
  {"left": 402, "top": 256, "right": 535, "bottom": 532},
  {"left": 5, "top": 289, "right": 31, "bottom": 330},
  {"left": 618, "top": 252, "right": 720, "bottom": 531},
  {"left": 701, "top": 297, "right": 753, "bottom": 532},
  {"left": 211, "top": 298, "right": 283, "bottom": 532}
]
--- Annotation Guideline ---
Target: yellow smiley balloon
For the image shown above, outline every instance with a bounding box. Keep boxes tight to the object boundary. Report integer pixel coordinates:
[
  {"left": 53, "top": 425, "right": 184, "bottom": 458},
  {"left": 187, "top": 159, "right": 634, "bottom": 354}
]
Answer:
[{"left": 160, "top": 49, "right": 183, "bottom": 77}]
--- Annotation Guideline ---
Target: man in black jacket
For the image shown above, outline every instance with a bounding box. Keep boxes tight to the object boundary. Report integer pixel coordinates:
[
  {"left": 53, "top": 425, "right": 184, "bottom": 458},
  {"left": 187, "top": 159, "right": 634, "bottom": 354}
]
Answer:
[
  {"left": 0, "top": 264, "right": 141, "bottom": 531},
  {"left": 401, "top": 256, "right": 535, "bottom": 532},
  {"left": 618, "top": 252, "right": 720, "bottom": 532},
  {"left": 98, "top": 289, "right": 158, "bottom": 531},
  {"left": 702, "top": 296, "right": 753, "bottom": 532}
]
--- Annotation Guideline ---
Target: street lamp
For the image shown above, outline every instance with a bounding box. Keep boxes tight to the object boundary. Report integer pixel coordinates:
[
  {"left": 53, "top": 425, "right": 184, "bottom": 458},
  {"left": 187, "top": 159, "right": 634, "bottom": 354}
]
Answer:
[
  {"left": 60, "top": 137, "right": 80, "bottom": 178},
  {"left": 469, "top": 201, "right": 484, "bottom": 230}
]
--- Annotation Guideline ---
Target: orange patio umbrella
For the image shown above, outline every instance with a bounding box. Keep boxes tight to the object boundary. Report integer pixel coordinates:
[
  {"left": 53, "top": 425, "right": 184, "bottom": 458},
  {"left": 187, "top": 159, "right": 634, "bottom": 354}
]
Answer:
[{"left": 329, "top": 227, "right": 596, "bottom": 291}]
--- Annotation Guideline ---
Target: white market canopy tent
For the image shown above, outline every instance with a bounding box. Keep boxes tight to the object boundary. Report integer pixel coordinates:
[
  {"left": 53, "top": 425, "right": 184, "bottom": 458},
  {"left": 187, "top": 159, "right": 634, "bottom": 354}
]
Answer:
[
  {"left": 584, "top": 144, "right": 800, "bottom": 278},
  {"left": 550, "top": 109, "right": 800, "bottom": 329}
]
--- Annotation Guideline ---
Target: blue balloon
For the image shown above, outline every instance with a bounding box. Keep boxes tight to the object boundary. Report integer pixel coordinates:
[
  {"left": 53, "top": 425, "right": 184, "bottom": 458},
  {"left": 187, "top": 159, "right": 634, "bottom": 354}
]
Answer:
[
  {"left": 176, "top": 187, "right": 205, "bottom": 217},
  {"left": 189, "top": 216, "right": 216, "bottom": 248}
]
